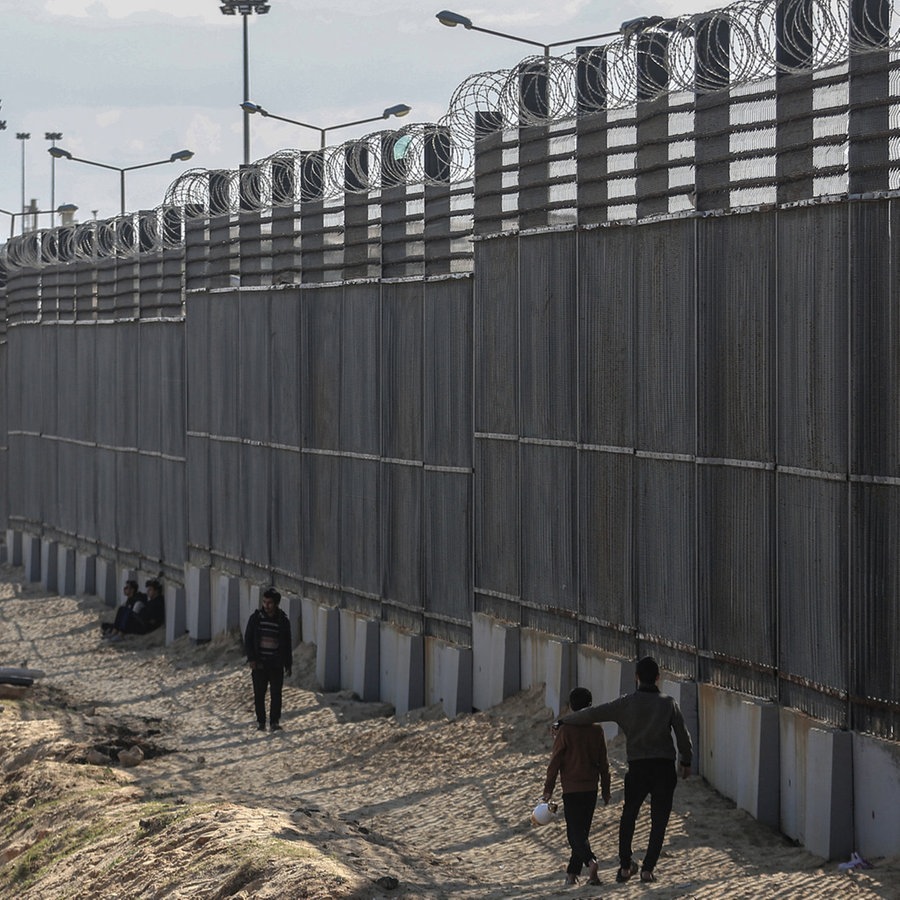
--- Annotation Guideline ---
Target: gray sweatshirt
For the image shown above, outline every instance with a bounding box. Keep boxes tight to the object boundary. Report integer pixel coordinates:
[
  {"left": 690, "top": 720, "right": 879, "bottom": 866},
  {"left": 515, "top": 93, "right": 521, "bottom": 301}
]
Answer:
[{"left": 561, "top": 685, "right": 692, "bottom": 767}]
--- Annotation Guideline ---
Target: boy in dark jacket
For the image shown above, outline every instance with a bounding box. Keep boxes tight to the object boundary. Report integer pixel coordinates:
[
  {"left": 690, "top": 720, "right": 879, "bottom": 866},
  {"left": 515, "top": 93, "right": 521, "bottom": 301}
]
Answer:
[
  {"left": 244, "top": 587, "right": 293, "bottom": 732},
  {"left": 542, "top": 686, "right": 612, "bottom": 885},
  {"left": 559, "top": 657, "right": 692, "bottom": 884}
]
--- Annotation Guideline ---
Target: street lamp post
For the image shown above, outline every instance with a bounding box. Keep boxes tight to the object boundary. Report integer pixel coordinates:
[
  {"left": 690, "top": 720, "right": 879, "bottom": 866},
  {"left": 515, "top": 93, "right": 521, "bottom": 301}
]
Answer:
[
  {"left": 435, "top": 10, "right": 619, "bottom": 56},
  {"left": 16, "top": 133, "right": 30, "bottom": 220},
  {"left": 220, "top": 1, "right": 272, "bottom": 166},
  {"left": 45, "top": 132, "right": 63, "bottom": 223},
  {"left": 240, "top": 101, "right": 412, "bottom": 149},
  {"left": 48, "top": 147, "right": 195, "bottom": 216}
]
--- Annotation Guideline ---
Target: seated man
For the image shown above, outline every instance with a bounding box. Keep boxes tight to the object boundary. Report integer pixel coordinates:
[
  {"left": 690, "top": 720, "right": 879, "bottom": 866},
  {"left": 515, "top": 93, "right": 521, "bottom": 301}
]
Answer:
[{"left": 101, "top": 578, "right": 164, "bottom": 641}]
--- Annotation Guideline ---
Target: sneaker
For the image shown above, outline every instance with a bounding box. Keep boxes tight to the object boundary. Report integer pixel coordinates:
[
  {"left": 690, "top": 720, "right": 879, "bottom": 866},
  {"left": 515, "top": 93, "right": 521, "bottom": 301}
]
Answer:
[
  {"left": 564, "top": 874, "right": 577, "bottom": 885},
  {"left": 587, "top": 859, "right": 600, "bottom": 885},
  {"left": 257, "top": 722, "right": 266, "bottom": 731},
  {"left": 640, "top": 869, "right": 656, "bottom": 883},
  {"left": 616, "top": 862, "right": 638, "bottom": 883},
  {"left": 270, "top": 723, "right": 283, "bottom": 732}
]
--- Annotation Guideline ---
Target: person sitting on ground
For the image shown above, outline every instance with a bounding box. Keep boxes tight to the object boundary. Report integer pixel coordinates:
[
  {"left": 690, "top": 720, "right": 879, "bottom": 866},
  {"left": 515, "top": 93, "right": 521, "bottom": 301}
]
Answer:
[
  {"left": 542, "top": 686, "right": 611, "bottom": 886},
  {"left": 101, "top": 578, "right": 164, "bottom": 641}
]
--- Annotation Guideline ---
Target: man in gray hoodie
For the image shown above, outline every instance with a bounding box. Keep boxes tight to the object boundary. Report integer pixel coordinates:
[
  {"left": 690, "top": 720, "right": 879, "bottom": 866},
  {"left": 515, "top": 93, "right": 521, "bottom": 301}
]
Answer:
[{"left": 558, "top": 656, "right": 692, "bottom": 884}]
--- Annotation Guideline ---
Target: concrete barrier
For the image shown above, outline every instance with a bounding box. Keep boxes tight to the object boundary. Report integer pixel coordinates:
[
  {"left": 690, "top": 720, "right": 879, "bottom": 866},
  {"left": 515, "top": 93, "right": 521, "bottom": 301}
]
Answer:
[
  {"left": 801, "top": 725, "right": 853, "bottom": 861},
  {"left": 211, "top": 572, "right": 241, "bottom": 636},
  {"left": 315, "top": 606, "right": 341, "bottom": 691},
  {"left": 40, "top": 540, "right": 59, "bottom": 593},
  {"left": 352, "top": 616, "right": 380, "bottom": 702},
  {"left": 56, "top": 545, "right": 76, "bottom": 596},
  {"left": 472, "top": 612, "right": 520, "bottom": 711},
  {"left": 852, "top": 730, "right": 900, "bottom": 859},
  {"left": 425, "top": 637, "right": 473, "bottom": 718},
  {"left": 575, "top": 647, "right": 634, "bottom": 741},
  {"left": 379, "top": 625, "right": 424, "bottom": 716},
  {"left": 23, "top": 533, "right": 41, "bottom": 583},
  {"left": 662, "top": 677, "right": 699, "bottom": 774},
  {"left": 75, "top": 552, "right": 96, "bottom": 596},
  {"left": 165, "top": 584, "right": 187, "bottom": 644},
  {"left": 184, "top": 564, "right": 211, "bottom": 642},
  {"left": 95, "top": 558, "right": 118, "bottom": 606},
  {"left": 699, "top": 684, "right": 779, "bottom": 828},
  {"left": 5, "top": 530, "right": 23, "bottom": 566}
]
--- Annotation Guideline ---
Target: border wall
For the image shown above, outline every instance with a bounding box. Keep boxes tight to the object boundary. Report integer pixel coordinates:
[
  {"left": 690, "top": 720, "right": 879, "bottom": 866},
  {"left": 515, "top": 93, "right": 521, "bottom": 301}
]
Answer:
[{"left": 2, "top": 0, "right": 900, "bottom": 861}]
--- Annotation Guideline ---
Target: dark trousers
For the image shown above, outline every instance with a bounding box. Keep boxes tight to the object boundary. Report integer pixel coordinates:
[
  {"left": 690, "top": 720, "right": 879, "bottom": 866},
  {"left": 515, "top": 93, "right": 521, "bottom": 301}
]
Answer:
[
  {"left": 619, "top": 758, "right": 677, "bottom": 873},
  {"left": 563, "top": 790, "right": 598, "bottom": 875},
  {"left": 252, "top": 664, "right": 284, "bottom": 726},
  {"left": 113, "top": 606, "right": 151, "bottom": 634}
]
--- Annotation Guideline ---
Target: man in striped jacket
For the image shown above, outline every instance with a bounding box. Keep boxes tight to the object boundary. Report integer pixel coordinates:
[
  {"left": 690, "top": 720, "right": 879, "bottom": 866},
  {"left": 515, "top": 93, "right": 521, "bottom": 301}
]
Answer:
[{"left": 244, "top": 587, "right": 293, "bottom": 732}]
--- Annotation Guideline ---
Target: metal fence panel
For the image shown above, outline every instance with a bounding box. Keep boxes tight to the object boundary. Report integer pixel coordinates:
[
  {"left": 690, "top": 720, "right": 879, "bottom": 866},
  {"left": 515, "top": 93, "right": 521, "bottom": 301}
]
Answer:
[
  {"left": 95, "top": 325, "right": 119, "bottom": 446},
  {"left": 270, "top": 447, "right": 302, "bottom": 576},
  {"left": 208, "top": 293, "right": 240, "bottom": 437},
  {"left": 383, "top": 282, "right": 423, "bottom": 462},
  {"left": 116, "top": 449, "right": 140, "bottom": 553},
  {"left": 208, "top": 438, "right": 241, "bottom": 560},
  {"left": 138, "top": 454, "right": 162, "bottom": 560},
  {"left": 580, "top": 449, "right": 634, "bottom": 629},
  {"left": 160, "top": 456, "right": 186, "bottom": 566},
  {"left": 579, "top": 227, "right": 635, "bottom": 448},
  {"left": 185, "top": 295, "right": 210, "bottom": 436},
  {"left": 75, "top": 327, "right": 97, "bottom": 446},
  {"left": 270, "top": 293, "right": 301, "bottom": 449},
  {"left": 115, "top": 322, "right": 140, "bottom": 449},
  {"left": 635, "top": 220, "right": 696, "bottom": 454},
  {"left": 424, "top": 278, "right": 472, "bottom": 468},
  {"left": 303, "top": 452, "right": 340, "bottom": 587},
  {"left": 698, "top": 213, "right": 775, "bottom": 462},
  {"left": 382, "top": 461, "right": 422, "bottom": 608},
  {"left": 777, "top": 204, "right": 848, "bottom": 472},
  {"left": 241, "top": 442, "right": 270, "bottom": 567},
  {"left": 635, "top": 457, "right": 696, "bottom": 646},
  {"left": 239, "top": 292, "right": 271, "bottom": 440},
  {"left": 520, "top": 231, "right": 577, "bottom": 441},
  {"left": 474, "top": 436, "right": 519, "bottom": 599},
  {"left": 341, "top": 285, "right": 380, "bottom": 456},
  {"left": 341, "top": 455, "right": 381, "bottom": 597},
  {"left": 777, "top": 474, "right": 848, "bottom": 705},
  {"left": 424, "top": 469, "right": 471, "bottom": 623},
  {"left": 56, "top": 441, "right": 78, "bottom": 536},
  {"left": 699, "top": 464, "right": 775, "bottom": 695},
  {"left": 158, "top": 322, "right": 185, "bottom": 459},
  {"left": 852, "top": 481, "right": 900, "bottom": 738},
  {"left": 96, "top": 447, "right": 117, "bottom": 549},
  {"left": 56, "top": 326, "right": 77, "bottom": 439},
  {"left": 520, "top": 442, "right": 577, "bottom": 611},
  {"left": 139, "top": 324, "right": 164, "bottom": 453},
  {"left": 186, "top": 435, "right": 210, "bottom": 551},
  {"left": 40, "top": 327, "right": 59, "bottom": 438},
  {"left": 303, "top": 287, "right": 341, "bottom": 450},
  {"left": 474, "top": 239, "right": 518, "bottom": 435}
]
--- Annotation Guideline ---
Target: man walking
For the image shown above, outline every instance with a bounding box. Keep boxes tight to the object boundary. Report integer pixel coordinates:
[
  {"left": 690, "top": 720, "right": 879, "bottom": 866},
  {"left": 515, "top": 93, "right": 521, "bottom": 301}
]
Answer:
[
  {"left": 558, "top": 656, "right": 692, "bottom": 884},
  {"left": 244, "top": 587, "right": 293, "bottom": 732},
  {"left": 541, "top": 686, "right": 611, "bottom": 886}
]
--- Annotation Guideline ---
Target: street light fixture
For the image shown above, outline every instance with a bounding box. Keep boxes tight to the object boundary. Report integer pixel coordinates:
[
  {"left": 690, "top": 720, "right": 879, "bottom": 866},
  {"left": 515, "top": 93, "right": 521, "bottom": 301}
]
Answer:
[
  {"left": 241, "top": 101, "right": 411, "bottom": 149},
  {"left": 220, "top": 0, "right": 272, "bottom": 166},
  {"left": 435, "top": 9, "right": 619, "bottom": 56},
  {"left": 48, "top": 146, "right": 195, "bottom": 216},
  {"left": 45, "top": 132, "right": 63, "bottom": 222},
  {"left": 16, "top": 133, "right": 30, "bottom": 219}
]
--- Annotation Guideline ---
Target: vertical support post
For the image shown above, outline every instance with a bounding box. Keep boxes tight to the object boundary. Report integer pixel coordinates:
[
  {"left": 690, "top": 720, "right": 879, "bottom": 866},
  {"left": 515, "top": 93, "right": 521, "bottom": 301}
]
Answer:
[
  {"left": 270, "top": 156, "right": 299, "bottom": 284},
  {"left": 343, "top": 142, "right": 372, "bottom": 280},
  {"left": 380, "top": 133, "right": 411, "bottom": 279},
  {"left": 635, "top": 28, "right": 671, "bottom": 218},
  {"left": 518, "top": 60, "right": 551, "bottom": 230},
  {"left": 473, "top": 110, "right": 505, "bottom": 237},
  {"left": 575, "top": 45, "right": 609, "bottom": 225},
  {"left": 299, "top": 150, "right": 326, "bottom": 284},
  {"left": 238, "top": 164, "right": 264, "bottom": 286},
  {"left": 424, "top": 126, "right": 453, "bottom": 276}
]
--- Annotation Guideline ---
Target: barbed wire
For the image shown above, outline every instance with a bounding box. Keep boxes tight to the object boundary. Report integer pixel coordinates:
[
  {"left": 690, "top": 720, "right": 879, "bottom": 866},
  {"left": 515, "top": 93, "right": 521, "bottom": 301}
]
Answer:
[{"left": 3, "top": 0, "right": 898, "bottom": 272}]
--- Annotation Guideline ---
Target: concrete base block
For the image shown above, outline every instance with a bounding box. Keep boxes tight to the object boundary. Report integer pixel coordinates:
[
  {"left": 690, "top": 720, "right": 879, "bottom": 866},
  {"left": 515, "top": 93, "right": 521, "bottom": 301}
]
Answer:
[
  {"left": 352, "top": 617, "right": 380, "bottom": 702},
  {"left": 426, "top": 638, "right": 473, "bottom": 718},
  {"left": 76, "top": 553, "right": 96, "bottom": 596},
  {"left": 165, "top": 585, "right": 187, "bottom": 644},
  {"left": 315, "top": 606, "right": 341, "bottom": 692},
  {"left": 6, "top": 530, "right": 23, "bottom": 566},
  {"left": 56, "top": 545, "right": 76, "bottom": 596},
  {"left": 23, "top": 534, "right": 41, "bottom": 583},
  {"left": 300, "top": 596, "right": 318, "bottom": 646},
  {"left": 379, "top": 625, "right": 424, "bottom": 716},
  {"left": 40, "top": 540, "right": 59, "bottom": 593},
  {"left": 280, "top": 594, "right": 302, "bottom": 647},
  {"left": 211, "top": 572, "right": 241, "bottom": 637},
  {"left": 339, "top": 609, "right": 359, "bottom": 692},
  {"left": 472, "top": 612, "right": 520, "bottom": 711},
  {"left": 239, "top": 582, "right": 258, "bottom": 635},
  {"left": 662, "top": 678, "right": 699, "bottom": 775},
  {"left": 852, "top": 731, "right": 900, "bottom": 859},
  {"left": 803, "top": 727, "right": 853, "bottom": 860},
  {"left": 699, "top": 684, "right": 780, "bottom": 828},
  {"left": 544, "top": 639, "right": 577, "bottom": 717},
  {"left": 0, "top": 543, "right": 5, "bottom": 565},
  {"left": 185, "top": 565, "right": 211, "bottom": 642},
  {"left": 575, "top": 647, "right": 634, "bottom": 741},
  {"left": 95, "top": 559, "right": 118, "bottom": 606}
]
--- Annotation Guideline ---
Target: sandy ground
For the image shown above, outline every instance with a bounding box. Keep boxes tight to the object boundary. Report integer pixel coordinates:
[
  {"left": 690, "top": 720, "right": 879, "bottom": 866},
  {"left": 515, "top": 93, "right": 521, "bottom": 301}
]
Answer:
[{"left": 0, "top": 565, "right": 897, "bottom": 899}]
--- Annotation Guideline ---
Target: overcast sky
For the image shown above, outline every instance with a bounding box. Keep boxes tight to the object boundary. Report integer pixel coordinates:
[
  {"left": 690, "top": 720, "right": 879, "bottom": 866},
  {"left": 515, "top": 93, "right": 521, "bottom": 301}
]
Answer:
[{"left": 1, "top": 0, "right": 708, "bottom": 223}]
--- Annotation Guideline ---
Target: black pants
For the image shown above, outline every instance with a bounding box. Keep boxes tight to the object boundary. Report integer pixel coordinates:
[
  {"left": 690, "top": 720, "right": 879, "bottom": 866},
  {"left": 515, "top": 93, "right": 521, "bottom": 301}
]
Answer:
[
  {"left": 563, "top": 790, "right": 598, "bottom": 875},
  {"left": 619, "top": 758, "right": 677, "bottom": 873},
  {"left": 252, "top": 663, "right": 284, "bottom": 726}
]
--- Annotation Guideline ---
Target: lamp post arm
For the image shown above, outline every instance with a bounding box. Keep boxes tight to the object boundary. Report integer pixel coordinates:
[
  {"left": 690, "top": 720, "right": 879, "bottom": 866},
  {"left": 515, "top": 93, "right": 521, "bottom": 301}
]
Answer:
[
  {"left": 466, "top": 23, "right": 546, "bottom": 51},
  {"left": 544, "top": 30, "right": 621, "bottom": 50},
  {"left": 121, "top": 158, "right": 177, "bottom": 173},
  {"left": 63, "top": 155, "right": 123, "bottom": 174}
]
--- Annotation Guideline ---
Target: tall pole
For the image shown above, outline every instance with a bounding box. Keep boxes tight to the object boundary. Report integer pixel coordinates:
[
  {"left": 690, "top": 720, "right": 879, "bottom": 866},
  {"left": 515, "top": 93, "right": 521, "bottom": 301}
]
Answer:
[
  {"left": 46, "top": 132, "right": 63, "bottom": 223},
  {"left": 120, "top": 169, "right": 126, "bottom": 216},
  {"left": 243, "top": 11, "right": 251, "bottom": 165},
  {"left": 16, "top": 133, "right": 30, "bottom": 224}
]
